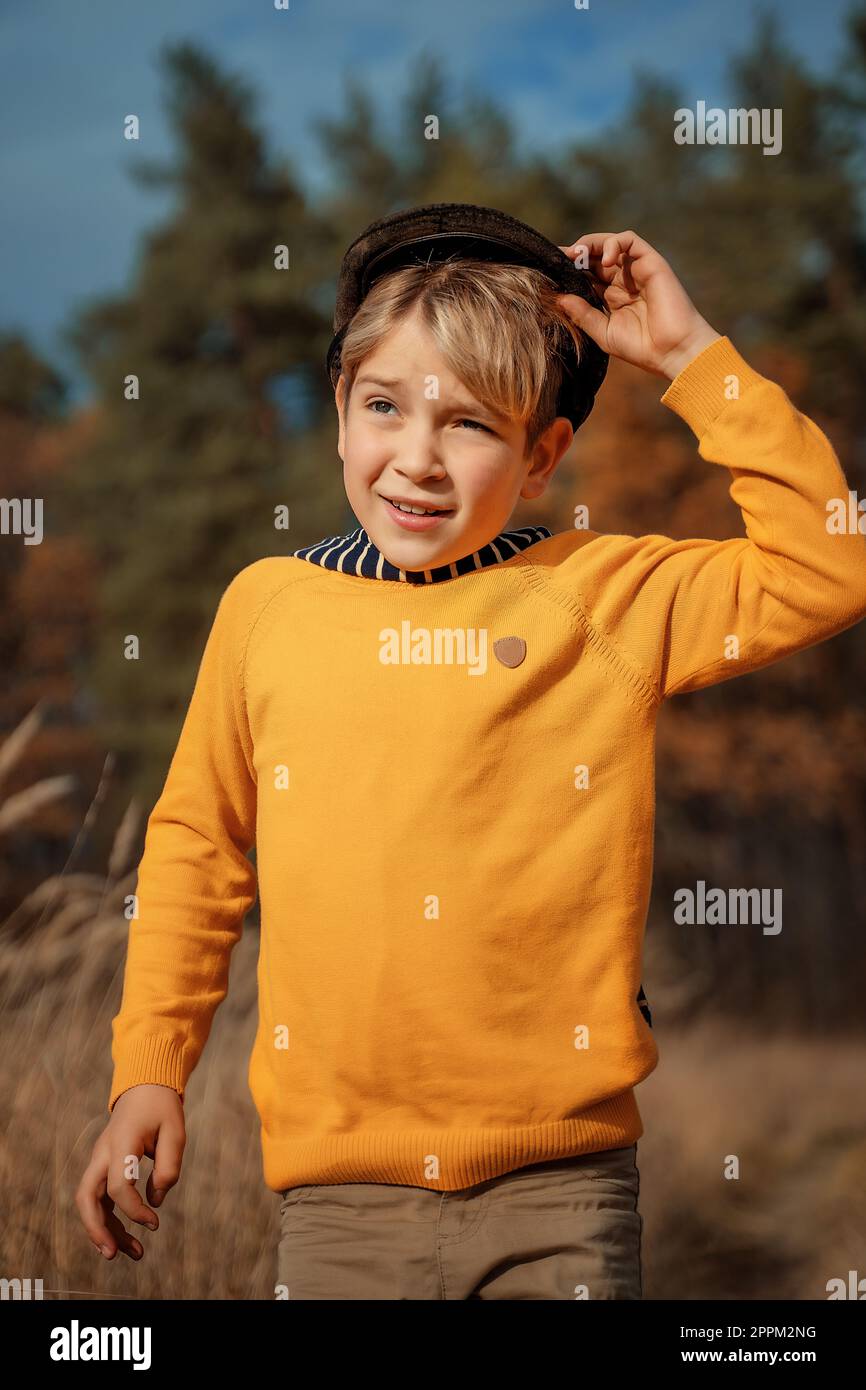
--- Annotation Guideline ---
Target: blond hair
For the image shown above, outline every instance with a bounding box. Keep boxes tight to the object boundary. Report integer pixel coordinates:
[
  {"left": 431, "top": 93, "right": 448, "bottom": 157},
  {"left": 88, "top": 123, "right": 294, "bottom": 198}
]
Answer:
[{"left": 337, "top": 257, "right": 593, "bottom": 457}]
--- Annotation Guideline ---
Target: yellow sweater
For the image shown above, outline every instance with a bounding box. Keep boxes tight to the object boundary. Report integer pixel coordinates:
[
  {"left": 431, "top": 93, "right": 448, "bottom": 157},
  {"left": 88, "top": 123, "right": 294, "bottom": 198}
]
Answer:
[{"left": 108, "top": 337, "right": 866, "bottom": 1192}]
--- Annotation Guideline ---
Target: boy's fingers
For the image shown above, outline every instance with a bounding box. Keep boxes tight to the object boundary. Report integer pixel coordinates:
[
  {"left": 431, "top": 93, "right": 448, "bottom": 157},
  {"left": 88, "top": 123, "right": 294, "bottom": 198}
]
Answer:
[
  {"left": 147, "top": 1119, "right": 186, "bottom": 1206},
  {"left": 101, "top": 1205, "right": 145, "bottom": 1261},
  {"left": 563, "top": 231, "right": 659, "bottom": 283},
  {"left": 75, "top": 1157, "right": 145, "bottom": 1260},
  {"left": 556, "top": 294, "right": 610, "bottom": 349},
  {"left": 558, "top": 238, "right": 620, "bottom": 287},
  {"left": 561, "top": 232, "right": 616, "bottom": 257},
  {"left": 585, "top": 233, "right": 669, "bottom": 294},
  {"left": 75, "top": 1155, "right": 118, "bottom": 1253},
  {"left": 570, "top": 230, "right": 650, "bottom": 258},
  {"left": 105, "top": 1148, "right": 160, "bottom": 1231}
]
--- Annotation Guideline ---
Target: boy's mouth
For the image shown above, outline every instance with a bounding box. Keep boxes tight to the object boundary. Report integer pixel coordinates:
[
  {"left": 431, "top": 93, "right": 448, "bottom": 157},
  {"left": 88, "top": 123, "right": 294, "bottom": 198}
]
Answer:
[
  {"left": 380, "top": 494, "right": 454, "bottom": 530},
  {"left": 381, "top": 494, "right": 453, "bottom": 516}
]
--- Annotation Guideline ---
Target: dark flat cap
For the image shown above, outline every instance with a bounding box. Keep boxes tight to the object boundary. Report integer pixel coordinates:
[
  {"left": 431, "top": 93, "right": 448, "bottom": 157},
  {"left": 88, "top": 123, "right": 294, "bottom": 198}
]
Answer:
[{"left": 326, "top": 202, "right": 609, "bottom": 431}]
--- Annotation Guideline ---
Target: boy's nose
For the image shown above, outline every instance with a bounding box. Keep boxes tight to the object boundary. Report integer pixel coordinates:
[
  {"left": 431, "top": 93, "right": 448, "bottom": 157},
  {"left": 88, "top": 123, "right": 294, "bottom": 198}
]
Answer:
[{"left": 393, "top": 441, "right": 447, "bottom": 480}]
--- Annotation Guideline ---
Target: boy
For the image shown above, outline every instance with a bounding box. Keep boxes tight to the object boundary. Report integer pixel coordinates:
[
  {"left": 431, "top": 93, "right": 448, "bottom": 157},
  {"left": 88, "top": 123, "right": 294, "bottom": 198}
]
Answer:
[{"left": 77, "top": 204, "right": 866, "bottom": 1300}]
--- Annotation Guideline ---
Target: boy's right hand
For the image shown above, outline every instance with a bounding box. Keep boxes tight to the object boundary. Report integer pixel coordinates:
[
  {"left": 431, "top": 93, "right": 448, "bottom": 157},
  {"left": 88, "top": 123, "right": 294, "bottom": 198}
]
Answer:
[{"left": 75, "top": 1084, "right": 186, "bottom": 1261}]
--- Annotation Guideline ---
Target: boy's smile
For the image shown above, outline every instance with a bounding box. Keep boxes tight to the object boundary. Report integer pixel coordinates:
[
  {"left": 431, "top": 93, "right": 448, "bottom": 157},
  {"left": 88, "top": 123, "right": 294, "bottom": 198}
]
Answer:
[
  {"left": 335, "top": 308, "right": 572, "bottom": 572},
  {"left": 379, "top": 496, "right": 453, "bottom": 531}
]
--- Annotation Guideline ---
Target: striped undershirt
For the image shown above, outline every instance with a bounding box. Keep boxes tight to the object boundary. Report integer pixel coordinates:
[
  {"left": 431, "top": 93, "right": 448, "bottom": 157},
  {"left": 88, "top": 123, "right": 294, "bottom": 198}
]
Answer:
[{"left": 292, "top": 524, "right": 553, "bottom": 584}]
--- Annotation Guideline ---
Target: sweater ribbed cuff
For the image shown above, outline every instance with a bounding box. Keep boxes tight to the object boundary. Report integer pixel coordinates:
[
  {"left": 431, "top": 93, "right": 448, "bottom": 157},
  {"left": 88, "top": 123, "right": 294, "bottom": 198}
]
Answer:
[
  {"left": 660, "top": 335, "right": 766, "bottom": 438},
  {"left": 108, "top": 1034, "right": 188, "bottom": 1113}
]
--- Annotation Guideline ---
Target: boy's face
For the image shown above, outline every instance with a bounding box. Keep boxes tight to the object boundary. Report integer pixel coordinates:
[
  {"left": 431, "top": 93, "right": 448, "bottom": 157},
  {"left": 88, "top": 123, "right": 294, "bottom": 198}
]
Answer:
[{"left": 335, "top": 308, "right": 573, "bottom": 572}]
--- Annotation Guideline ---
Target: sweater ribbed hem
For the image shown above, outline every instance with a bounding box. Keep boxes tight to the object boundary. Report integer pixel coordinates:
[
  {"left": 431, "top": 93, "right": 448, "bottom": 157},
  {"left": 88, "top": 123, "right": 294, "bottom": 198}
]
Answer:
[
  {"left": 108, "top": 1034, "right": 187, "bottom": 1113},
  {"left": 261, "top": 1089, "right": 643, "bottom": 1192}
]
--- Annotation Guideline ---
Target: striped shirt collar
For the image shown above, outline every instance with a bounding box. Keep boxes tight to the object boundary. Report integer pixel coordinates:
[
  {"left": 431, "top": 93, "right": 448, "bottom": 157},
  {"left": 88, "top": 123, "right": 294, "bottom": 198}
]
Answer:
[{"left": 292, "top": 524, "right": 552, "bottom": 584}]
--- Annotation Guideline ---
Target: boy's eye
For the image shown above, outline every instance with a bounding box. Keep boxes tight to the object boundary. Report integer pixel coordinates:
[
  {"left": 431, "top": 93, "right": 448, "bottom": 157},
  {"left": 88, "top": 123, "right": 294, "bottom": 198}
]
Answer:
[{"left": 367, "top": 399, "right": 492, "bottom": 433}]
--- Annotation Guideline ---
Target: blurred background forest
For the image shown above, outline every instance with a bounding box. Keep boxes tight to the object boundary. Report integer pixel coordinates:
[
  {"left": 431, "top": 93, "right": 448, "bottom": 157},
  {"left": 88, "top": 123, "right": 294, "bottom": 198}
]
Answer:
[{"left": 2, "top": 2, "right": 866, "bottom": 1300}]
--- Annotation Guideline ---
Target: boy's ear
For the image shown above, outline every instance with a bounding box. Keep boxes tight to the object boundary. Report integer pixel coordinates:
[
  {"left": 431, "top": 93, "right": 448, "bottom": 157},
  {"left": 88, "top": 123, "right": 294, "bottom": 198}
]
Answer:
[
  {"left": 520, "top": 417, "right": 574, "bottom": 501},
  {"left": 335, "top": 374, "right": 348, "bottom": 461}
]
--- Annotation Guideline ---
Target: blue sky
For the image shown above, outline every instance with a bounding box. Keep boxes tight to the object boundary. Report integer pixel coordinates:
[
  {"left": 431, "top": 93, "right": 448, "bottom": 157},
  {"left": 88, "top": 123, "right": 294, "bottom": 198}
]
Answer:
[{"left": 1, "top": 0, "right": 859, "bottom": 405}]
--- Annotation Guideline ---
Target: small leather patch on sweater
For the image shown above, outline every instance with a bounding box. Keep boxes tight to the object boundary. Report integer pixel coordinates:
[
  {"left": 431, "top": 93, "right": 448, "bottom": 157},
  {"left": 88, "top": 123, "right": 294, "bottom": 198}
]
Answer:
[{"left": 494, "top": 636, "right": 527, "bottom": 667}]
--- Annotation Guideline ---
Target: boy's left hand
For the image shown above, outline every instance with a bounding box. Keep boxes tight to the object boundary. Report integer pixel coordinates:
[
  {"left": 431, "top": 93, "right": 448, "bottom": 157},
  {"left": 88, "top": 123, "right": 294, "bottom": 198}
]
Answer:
[{"left": 556, "top": 230, "right": 722, "bottom": 380}]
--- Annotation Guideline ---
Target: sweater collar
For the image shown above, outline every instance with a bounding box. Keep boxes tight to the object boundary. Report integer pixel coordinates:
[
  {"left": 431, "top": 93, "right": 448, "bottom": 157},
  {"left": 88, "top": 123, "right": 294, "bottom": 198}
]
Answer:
[{"left": 292, "top": 524, "right": 552, "bottom": 584}]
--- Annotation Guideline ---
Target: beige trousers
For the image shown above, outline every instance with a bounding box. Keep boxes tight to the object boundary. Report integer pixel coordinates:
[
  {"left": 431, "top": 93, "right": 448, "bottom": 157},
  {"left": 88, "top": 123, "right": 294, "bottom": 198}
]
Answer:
[{"left": 276, "top": 1142, "right": 642, "bottom": 1300}]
